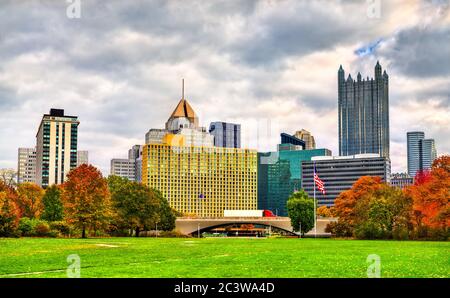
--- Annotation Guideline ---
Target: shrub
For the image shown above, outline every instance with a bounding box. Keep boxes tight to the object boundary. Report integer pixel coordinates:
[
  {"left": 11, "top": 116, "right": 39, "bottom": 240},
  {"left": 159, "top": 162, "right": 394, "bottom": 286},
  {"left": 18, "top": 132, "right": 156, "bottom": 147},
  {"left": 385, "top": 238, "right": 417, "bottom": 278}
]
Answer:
[
  {"left": 18, "top": 217, "right": 38, "bottom": 236},
  {"left": 34, "top": 222, "right": 51, "bottom": 236},
  {"left": 159, "top": 231, "right": 190, "bottom": 238},
  {"left": 49, "top": 221, "right": 71, "bottom": 237},
  {"left": 326, "top": 221, "right": 353, "bottom": 237},
  {"left": 354, "top": 222, "right": 389, "bottom": 240}
]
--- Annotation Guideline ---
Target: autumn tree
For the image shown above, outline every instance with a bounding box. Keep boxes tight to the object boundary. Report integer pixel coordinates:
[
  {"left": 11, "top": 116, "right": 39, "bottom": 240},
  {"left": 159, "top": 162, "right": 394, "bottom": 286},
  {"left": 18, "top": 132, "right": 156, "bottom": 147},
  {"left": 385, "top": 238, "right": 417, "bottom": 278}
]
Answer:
[
  {"left": 286, "top": 190, "right": 314, "bottom": 235},
  {"left": 317, "top": 205, "right": 335, "bottom": 218},
  {"left": 16, "top": 183, "right": 44, "bottom": 219},
  {"left": 108, "top": 176, "right": 175, "bottom": 237},
  {"left": 62, "top": 164, "right": 112, "bottom": 238},
  {"left": 41, "top": 184, "right": 64, "bottom": 222},
  {"left": 0, "top": 181, "right": 20, "bottom": 237},
  {"left": 407, "top": 155, "right": 450, "bottom": 238}
]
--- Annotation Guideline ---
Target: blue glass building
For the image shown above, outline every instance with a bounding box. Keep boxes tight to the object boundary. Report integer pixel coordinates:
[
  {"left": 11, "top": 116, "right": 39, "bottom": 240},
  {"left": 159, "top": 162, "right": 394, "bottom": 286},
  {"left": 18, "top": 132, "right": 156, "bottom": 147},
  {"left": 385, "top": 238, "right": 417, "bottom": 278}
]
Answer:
[
  {"left": 209, "top": 122, "right": 241, "bottom": 148},
  {"left": 258, "top": 147, "right": 332, "bottom": 216}
]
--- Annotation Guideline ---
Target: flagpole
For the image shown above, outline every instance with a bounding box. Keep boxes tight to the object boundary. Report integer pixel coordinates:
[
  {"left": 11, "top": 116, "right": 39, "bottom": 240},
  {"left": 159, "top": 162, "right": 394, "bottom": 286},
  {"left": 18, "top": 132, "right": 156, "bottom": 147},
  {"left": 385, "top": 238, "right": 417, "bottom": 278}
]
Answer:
[{"left": 313, "top": 162, "right": 317, "bottom": 238}]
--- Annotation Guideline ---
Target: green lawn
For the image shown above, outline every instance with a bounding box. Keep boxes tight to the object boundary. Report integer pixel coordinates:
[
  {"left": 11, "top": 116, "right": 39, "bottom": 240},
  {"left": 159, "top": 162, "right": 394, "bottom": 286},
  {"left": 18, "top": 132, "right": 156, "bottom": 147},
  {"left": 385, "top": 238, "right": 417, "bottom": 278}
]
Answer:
[{"left": 0, "top": 237, "right": 448, "bottom": 278}]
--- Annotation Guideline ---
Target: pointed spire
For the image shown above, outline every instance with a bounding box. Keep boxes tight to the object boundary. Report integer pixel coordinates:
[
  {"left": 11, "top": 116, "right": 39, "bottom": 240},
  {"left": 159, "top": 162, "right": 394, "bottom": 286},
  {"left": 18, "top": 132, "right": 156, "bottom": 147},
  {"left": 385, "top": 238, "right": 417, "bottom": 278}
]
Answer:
[
  {"left": 347, "top": 74, "right": 353, "bottom": 81},
  {"left": 339, "top": 64, "right": 344, "bottom": 71},
  {"left": 357, "top": 72, "right": 362, "bottom": 81}
]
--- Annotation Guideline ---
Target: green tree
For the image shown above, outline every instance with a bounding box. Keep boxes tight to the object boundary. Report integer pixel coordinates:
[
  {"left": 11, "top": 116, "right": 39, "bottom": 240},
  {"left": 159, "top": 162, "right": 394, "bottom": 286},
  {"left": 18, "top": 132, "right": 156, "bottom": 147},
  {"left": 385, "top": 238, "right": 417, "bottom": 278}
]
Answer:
[
  {"left": 286, "top": 190, "right": 314, "bottom": 235},
  {"left": 108, "top": 177, "right": 175, "bottom": 237},
  {"left": 41, "top": 185, "right": 64, "bottom": 222}
]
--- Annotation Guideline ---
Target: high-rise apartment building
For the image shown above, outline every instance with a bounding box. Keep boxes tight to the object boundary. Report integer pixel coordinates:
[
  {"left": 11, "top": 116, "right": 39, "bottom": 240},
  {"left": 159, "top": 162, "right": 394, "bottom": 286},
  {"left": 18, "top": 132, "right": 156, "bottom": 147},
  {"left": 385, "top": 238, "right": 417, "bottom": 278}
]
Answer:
[
  {"left": 142, "top": 87, "right": 257, "bottom": 217},
  {"left": 209, "top": 122, "right": 241, "bottom": 148},
  {"left": 76, "top": 150, "right": 89, "bottom": 167},
  {"left": 407, "top": 131, "right": 437, "bottom": 177},
  {"left": 338, "top": 62, "right": 390, "bottom": 158},
  {"left": 17, "top": 147, "right": 36, "bottom": 184},
  {"left": 294, "top": 129, "right": 316, "bottom": 150},
  {"left": 301, "top": 154, "right": 391, "bottom": 206},
  {"left": 35, "top": 109, "right": 79, "bottom": 188}
]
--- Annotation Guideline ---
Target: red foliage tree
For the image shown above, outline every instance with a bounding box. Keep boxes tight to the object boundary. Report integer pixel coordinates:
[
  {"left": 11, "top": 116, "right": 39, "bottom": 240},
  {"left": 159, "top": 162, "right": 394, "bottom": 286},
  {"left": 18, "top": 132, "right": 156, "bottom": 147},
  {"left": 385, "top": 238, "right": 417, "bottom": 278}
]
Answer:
[{"left": 62, "top": 164, "right": 112, "bottom": 238}]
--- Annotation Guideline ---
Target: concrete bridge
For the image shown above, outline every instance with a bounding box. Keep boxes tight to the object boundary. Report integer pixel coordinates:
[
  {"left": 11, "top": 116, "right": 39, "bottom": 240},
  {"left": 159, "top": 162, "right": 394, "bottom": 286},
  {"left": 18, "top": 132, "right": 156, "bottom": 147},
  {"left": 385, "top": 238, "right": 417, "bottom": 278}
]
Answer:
[{"left": 175, "top": 217, "right": 336, "bottom": 237}]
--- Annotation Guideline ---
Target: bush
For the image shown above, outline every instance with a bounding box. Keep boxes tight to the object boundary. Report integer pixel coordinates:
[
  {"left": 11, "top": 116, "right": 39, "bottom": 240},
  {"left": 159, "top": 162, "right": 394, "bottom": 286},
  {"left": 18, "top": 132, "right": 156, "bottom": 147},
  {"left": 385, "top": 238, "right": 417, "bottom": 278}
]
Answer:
[
  {"left": 392, "top": 225, "right": 410, "bottom": 240},
  {"left": 354, "top": 222, "right": 390, "bottom": 240},
  {"left": 326, "top": 221, "right": 353, "bottom": 237},
  {"left": 159, "top": 230, "right": 190, "bottom": 238},
  {"left": 49, "top": 221, "right": 71, "bottom": 236},
  {"left": 34, "top": 222, "right": 51, "bottom": 236}
]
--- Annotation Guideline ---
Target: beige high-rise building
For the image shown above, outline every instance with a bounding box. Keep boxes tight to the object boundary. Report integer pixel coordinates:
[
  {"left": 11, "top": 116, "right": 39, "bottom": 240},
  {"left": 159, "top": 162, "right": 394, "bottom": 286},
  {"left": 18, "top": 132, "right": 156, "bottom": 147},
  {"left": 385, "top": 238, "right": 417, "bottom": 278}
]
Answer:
[
  {"left": 294, "top": 129, "right": 316, "bottom": 150},
  {"left": 17, "top": 147, "right": 36, "bottom": 184},
  {"left": 36, "top": 109, "right": 79, "bottom": 188},
  {"left": 76, "top": 150, "right": 89, "bottom": 167}
]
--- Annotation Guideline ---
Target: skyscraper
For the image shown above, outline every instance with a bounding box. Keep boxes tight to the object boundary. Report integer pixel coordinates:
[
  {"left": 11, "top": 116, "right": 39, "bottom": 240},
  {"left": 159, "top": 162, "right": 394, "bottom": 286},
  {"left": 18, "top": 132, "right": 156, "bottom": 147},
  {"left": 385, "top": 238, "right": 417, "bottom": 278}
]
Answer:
[
  {"left": 17, "top": 147, "right": 36, "bottom": 184},
  {"left": 36, "top": 109, "right": 79, "bottom": 188},
  {"left": 338, "top": 61, "right": 390, "bottom": 158},
  {"left": 294, "top": 129, "right": 316, "bottom": 150},
  {"left": 209, "top": 122, "right": 241, "bottom": 148},
  {"left": 142, "top": 85, "right": 257, "bottom": 217},
  {"left": 407, "top": 131, "right": 425, "bottom": 176},
  {"left": 407, "top": 131, "right": 437, "bottom": 177}
]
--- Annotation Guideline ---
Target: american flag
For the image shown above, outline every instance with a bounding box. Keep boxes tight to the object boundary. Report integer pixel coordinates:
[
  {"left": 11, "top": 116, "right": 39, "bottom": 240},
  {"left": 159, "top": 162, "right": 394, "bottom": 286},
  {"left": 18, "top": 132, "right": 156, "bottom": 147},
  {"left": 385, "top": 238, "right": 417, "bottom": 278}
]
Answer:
[{"left": 314, "top": 163, "right": 326, "bottom": 195}]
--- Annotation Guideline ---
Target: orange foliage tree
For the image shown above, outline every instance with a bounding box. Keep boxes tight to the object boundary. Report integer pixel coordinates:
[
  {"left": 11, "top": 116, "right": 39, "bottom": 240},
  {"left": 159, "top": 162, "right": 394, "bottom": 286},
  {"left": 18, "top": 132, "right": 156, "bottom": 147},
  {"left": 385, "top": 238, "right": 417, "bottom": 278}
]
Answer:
[
  {"left": 407, "top": 155, "right": 450, "bottom": 231},
  {"left": 62, "top": 164, "right": 112, "bottom": 238},
  {"left": 16, "top": 182, "right": 44, "bottom": 219},
  {"left": 0, "top": 181, "right": 20, "bottom": 236}
]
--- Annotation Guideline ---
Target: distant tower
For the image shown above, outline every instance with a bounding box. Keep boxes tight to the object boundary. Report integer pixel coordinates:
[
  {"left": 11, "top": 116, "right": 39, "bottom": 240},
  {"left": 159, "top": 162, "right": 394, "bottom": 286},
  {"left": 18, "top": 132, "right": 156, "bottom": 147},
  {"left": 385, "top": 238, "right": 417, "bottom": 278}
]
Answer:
[
  {"left": 407, "top": 131, "right": 437, "bottom": 177},
  {"left": 338, "top": 62, "right": 390, "bottom": 157},
  {"left": 165, "top": 79, "right": 199, "bottom": 131}
]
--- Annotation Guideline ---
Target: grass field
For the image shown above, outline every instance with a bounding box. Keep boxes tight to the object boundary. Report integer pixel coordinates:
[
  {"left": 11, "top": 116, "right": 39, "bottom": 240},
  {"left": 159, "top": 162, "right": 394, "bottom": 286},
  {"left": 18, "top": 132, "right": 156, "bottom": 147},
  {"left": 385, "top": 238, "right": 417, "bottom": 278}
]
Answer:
[{"left": 0, "top": 237, "right": 448, "bottom": 278}]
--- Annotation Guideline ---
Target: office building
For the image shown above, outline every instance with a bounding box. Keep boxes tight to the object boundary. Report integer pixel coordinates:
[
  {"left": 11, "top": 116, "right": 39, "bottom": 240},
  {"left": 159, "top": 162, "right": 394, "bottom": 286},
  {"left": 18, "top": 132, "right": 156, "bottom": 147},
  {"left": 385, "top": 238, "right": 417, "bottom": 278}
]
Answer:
[
  {"left": 301, "top": 154, "right": 391, "bottom": 206},
  {"left": 258, "top": 146, "right": 332, "bottom": 216},
  {"left": 294, "top": 129, "right": 316, "bottom": 150},
  {"left": 76, "top": 150, "right": 89, "bottom": 167},
  {"left": 142, "top": 87, "right": 257, "bottom": 217},
  {"left": 35, "top": 109, "right": 79, "bottom": 188},
  {"left": 110, "top": 159, "right": 136, "bottom": 181},
  {"left": 280, "top": 133, "right": 305, "bottom": 150},
  {"left": 17, "top": 147, "right": 36, "bottom": 184},
  {"left": 209, "top": 122, "right": 241, "bottom": 148},
  {"left": 407, "top": 131, "right": 437, "bottom": 177},
  {"left": 338, "top": 62, "right": 390, "bottom": 158},
  {"left": 390, "top": 173, "right": 413, "bottom": 189}
]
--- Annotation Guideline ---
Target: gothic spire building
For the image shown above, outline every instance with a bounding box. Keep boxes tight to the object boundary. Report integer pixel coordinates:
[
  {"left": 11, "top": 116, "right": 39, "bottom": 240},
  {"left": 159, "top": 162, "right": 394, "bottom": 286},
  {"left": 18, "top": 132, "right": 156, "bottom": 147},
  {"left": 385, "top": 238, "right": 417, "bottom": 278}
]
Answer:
[{"left": 338, "top": 61, "right": 390, "bottom": 158}]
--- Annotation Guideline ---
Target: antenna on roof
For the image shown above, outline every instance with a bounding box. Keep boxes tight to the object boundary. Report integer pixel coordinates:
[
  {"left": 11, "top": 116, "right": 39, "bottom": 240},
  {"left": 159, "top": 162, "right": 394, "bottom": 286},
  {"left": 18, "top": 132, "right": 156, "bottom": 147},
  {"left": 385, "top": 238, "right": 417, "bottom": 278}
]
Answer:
[{"left": 182, "top": 78, "right": 185, "bottom": 100}]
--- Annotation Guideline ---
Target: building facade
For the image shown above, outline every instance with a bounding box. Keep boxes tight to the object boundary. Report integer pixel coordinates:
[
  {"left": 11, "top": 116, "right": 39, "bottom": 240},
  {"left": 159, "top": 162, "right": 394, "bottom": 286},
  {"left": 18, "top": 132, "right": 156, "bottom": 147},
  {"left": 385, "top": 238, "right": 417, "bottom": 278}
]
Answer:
[
  {"left": 110, "top": 159, "right": 136, "bottom": 181},
  {"left": 209, "top": 122, "right": 241, "bottom": 148},
  {"left": 390, "top": 173, "right": 413, "bottom": 189},
  {"left": 338, "top": 62, "right": 390, "bottom": 158},
  {"left": 142, "top": 87, "right": 257, "bottom": 218},
  {"left": 301, "top": 154, "right": 391, "bottom": 206},
  {"left": 36, "top": 109, "right": 79, "bottom": 188},
  {"left": 294, "top": 129, "right": 316, "bottom": 150},
  {"left": 76, "top": 150, "right": 89, "bottom": 167},
  {"left": 258, "top": 147, "right": 332, "bottom": 216},
  {"left": 407, "top": 131, "right": 437, "bottom": 177},
  {"left": 17, "top": 147, "right": 36, "bottom": 184}
]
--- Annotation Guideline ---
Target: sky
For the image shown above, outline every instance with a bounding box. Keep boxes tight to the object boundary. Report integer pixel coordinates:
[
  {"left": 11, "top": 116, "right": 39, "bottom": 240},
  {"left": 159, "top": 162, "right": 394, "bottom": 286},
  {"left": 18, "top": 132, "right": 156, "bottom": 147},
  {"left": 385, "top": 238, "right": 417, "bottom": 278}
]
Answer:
[{"left": 0, "top": 0, "right": 449, "bottom": 175}]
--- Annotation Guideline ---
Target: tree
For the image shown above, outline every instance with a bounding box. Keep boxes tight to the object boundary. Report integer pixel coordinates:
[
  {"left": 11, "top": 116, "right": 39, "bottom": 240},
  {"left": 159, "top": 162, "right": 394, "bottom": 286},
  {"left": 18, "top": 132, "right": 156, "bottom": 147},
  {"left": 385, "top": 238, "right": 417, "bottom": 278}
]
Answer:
[
  {"left": 41, "top": 185, "right": 64, "bottom": 222},
  {"left": 16, "top": 183, "right": 44, "bottom": 219},
  {"left": 407, "top": 155, "right": 450, "bottom": 232},
  {"left": 317, "top": 205, "right": 334, "bottom": 218},
  {"left": 62, "top": 164, "right": 112, "bottom": 238},
  {"left": 0, "top": 181, "right": 20, "bottom": 237},
  {"left": 286, "top": 190, "right": 314, "bottom": 235},
  {"left": 108, "top": 176, "right": 175, "bottom": 237}
]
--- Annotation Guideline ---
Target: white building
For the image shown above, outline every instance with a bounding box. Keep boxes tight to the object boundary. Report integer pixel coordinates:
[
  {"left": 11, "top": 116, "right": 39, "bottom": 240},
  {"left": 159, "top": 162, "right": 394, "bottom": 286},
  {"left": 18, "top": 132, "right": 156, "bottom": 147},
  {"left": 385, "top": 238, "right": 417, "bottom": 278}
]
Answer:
[{"left": 17, "top": 147, "right": 37, "bottom": 184}]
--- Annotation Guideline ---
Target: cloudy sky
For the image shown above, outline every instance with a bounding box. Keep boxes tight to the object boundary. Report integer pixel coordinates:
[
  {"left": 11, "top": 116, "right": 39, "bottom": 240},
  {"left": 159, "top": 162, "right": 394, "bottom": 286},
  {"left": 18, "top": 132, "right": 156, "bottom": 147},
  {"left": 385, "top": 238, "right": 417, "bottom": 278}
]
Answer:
[{"left": 0, "top": 0, "right": 449, "bottom": 175}]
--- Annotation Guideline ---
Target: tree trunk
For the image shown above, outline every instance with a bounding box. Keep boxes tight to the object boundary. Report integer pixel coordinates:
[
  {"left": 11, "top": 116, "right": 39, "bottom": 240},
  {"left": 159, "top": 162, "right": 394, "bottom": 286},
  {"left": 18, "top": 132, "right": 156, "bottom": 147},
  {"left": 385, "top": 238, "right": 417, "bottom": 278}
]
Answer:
[
  {"left": 82, "top": 227, "right": 86, "bottom": 239},
  {"left": 135, "top": 226, "right": 140, "bottom": 237}
]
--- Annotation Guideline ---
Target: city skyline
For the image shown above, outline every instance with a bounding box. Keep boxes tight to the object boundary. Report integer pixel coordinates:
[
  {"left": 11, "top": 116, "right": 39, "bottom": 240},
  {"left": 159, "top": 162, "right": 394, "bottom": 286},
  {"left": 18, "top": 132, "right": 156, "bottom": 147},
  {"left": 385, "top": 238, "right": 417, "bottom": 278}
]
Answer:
[{"left": 1, "top": 1, "right": 449, "bottom": 175}]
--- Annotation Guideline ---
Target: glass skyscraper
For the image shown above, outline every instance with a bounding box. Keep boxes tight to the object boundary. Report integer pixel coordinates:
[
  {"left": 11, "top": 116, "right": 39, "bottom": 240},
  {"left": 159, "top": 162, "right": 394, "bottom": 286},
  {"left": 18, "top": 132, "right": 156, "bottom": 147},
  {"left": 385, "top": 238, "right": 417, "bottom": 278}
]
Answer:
[
  {"left": 209, "top": 122, "right": 241, "bottom": 148},
  {"left": 338, "top": 61, "right": 390, "bottom": 158},
  {"left": 258, "top": 147, "right": 332, "bottom": 216},
  {"left": 407, "top": 131, "right": 437, "bottom": 177}
]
